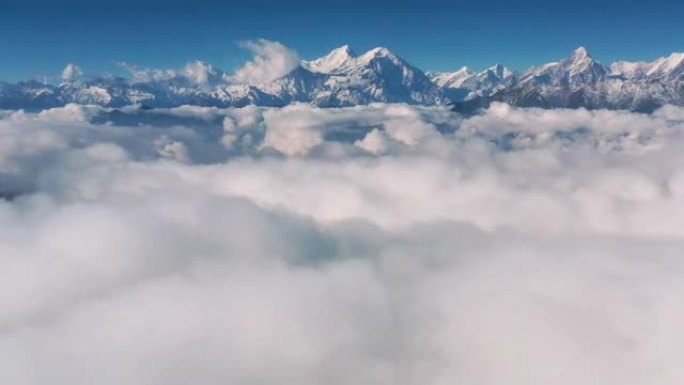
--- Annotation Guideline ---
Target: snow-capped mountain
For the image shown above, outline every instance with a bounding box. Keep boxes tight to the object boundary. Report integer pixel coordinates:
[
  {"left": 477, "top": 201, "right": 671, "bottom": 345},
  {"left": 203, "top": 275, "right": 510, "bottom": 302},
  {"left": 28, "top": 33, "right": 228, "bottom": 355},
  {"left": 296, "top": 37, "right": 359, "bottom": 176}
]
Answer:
[
  {"left": 1, "top": 45, "right": 683, "bottom": 112},
  {"left": 302, "top": 45, "right": 358, "bottom": 74},
  {"left": 293, "top": 45, "right": 441, "bottom": 106},
  {"left": 463, "top": 47, "right": 684, "bottom": 112},
  {"left": 428, "top": 67, "right": 474, "bottom": 88},
  {"left": 428, "top": 63, "right": 514, "bottom": 100},
  {"left": 260, "top": 45, "right": 442, "bottom": 106},
  {"left": 0, "top": 46, "right": 442, "bottom": 110},
  {"left": 518, "top": 47, "right": 607, "bottom": 87},
  {"left": 427, "top": 64, "right": 515, "bottom": 91},
  {"left": 470, "top": 47, "right": 612, "bottom": 110},
  {"left": 610, "top": 52, "right": 684, "bottom": 81}
]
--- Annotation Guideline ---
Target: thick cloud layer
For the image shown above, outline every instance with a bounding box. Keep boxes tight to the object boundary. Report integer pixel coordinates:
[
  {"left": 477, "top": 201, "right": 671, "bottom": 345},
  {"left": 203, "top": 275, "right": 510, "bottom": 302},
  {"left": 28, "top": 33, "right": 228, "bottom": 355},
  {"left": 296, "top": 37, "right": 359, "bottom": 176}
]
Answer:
[{"left": 1, "top": 103, "right": 684, "bottom": 384}]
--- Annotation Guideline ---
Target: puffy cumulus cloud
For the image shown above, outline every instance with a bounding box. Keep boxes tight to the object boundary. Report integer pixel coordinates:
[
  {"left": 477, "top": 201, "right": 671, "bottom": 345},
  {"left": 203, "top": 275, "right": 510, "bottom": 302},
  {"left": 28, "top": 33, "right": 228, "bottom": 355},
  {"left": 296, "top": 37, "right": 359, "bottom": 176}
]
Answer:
[
  {"left": 3, "top": 103, "right": 684, "bottom": 384},
  {"left": 221, "top": 105, "right": 263, "bottom": 150},
  {"left": 113, "top": 40, "right": 299, "bottom": 87},
  {"left": 185, "top": 63, "right": 214, "bottom": 84},
  {"left": 153, "top": 135, "right": 189, "bottom": 162},
  {"left": 255, "top": 103, "right": 452, "bottom": 156},
  {"left": 61, "top": 63, "right": 83, "bottom": 81},
  {"left": 35, "top": 104, "right": 101, "bottom": 123},
  {"left": 459, "top": 103, "right": 674, "bottom": 154},
  {"left": 181, "top": 60, "right": 226, "bottom": 85},
  {"left": 355, "top": 128, "right": 389, "bottom": 154},
  {"left": 230, "top": 39, "right": 301, "bottom": 86},
  {"left": 259, "top": 105, "right": 327, "bottom": 156},
  {"left": 381, "top": 104, "right": 441, "bottom": 145}
]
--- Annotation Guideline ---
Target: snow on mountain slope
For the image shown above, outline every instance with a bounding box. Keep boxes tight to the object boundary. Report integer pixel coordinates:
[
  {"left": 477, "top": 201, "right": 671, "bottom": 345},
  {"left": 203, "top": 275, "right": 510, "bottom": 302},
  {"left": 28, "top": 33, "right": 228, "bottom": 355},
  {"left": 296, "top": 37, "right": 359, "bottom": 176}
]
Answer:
[
  {"left": 611, "top": 53, "right": 684, "bottom": 81},
  {"left": 459, "top": 47, "right": 684, "bottom": 113},
  {"left": 609, "top": 61, "right": 645, "bottom": 79},
  {"left": 518, "top": 47, "right": 607, "bottom": 87},
  {"left": 647, "top": 53, "right": 684, "bottom": 79},
  {"left": 280, "top": 46, "right": 443, "bottom": 106},
  {"left": 429, "top": 63, "right": 515, "bottom": 101},
  {"left": 428, "top": 67, "right": 474, "bottom": 88},
  {"left": 459, "top": 64, "right": 516, "bottom": 98},
  {"left": 1, "top": 45, "right": 683, "bottom": 112},
  {"left": 302, "top": 45, "right": 358, "bottom": 74}
]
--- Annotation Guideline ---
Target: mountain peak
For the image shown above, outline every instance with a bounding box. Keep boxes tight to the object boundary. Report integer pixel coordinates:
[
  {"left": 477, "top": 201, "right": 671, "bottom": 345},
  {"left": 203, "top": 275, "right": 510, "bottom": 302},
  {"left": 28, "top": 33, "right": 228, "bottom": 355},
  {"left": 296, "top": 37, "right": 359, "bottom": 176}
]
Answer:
[
  {"left": 327, "top": 44, "right": 356, "bottom": 58},
  {"left": 571, "top": 47, "right": 592, "bottom": 61},
  {"left": 303, "top": 45, "right": 357, "bottom": 74},
  {"left": 335, "top": 45, "right": 356, "bottom": 56},
  {"left": 4, "top": 44, "right": 684, "bottom": 112},
  {"left": 357, "top": 47, "right": 402, "bottom": 65},
  {"left": 520, "top": 46, "right": 605, "bottom": 86},
  {"left": 659, "top": 52, "right": 684, "bottom": 69},
  {"left": 365, "top": 47, "right": 394, "bottom": 58},
  {"left": 646, "top": 52, "right": 684, "bottom": 78},
  {"left": 456, "top": 66, "right": 472, "bottom": 74},
  {"left": 429, "top": 66, "right": 475, "bottom": 88},
  {"left": 487, "top": 64, "right": 513, "bottom": 78}
]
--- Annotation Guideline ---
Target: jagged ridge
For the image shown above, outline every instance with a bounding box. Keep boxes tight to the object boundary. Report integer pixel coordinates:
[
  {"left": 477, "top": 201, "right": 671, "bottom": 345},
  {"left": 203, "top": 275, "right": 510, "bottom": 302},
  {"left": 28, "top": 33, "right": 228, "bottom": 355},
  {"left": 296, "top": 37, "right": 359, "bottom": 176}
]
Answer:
[{"left": 1, "top": 46, "right": 683, "bottom": 112}]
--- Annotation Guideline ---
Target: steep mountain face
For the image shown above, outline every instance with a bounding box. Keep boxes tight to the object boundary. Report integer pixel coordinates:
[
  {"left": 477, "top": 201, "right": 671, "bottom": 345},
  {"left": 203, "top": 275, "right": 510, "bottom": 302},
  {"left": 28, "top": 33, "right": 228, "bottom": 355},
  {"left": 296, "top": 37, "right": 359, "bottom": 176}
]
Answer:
[
  {"left": 519, "top": 47, "right": 607, "bottom": 87},
  {"left": 0, "top": 46, "right": 443, "bottom": 109},
  {"left": 428, "top": 67, "right": 475, "bottom": 101},
  {"left": 0, "top": 81, "right": 61, "bottom": 110},
  {"left": 296, "top": 46, "right": 443, "bottom": 106},
  {"left": 302, "top": 45, "right": 358, "bottom": 74},
  {"left": 428, "top": 67, "right": 474, "bottom": 88},
  {"left": 470, "top": 48, "right": 684, "bottom": 113},
  {"left": 1, "top": 46, "right": 683, "bottom": 112},
  {"left": 480, "top": 47, "right": 611, "bottom": 110},
  {"left": 261, "top": 66, "right": 332, "bottom": 105},
  {"left": 611, "top": 53, "right": 684, "bottom": 81},
  {"left": 428, "top": 64, "right": 515, "bottom": 101}
]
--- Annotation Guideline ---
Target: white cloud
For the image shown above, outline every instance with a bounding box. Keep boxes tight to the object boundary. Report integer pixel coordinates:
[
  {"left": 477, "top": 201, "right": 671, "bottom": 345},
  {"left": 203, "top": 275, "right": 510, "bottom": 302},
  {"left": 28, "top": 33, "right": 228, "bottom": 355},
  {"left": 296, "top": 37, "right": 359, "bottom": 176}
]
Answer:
[
  {"left": 2, "top": 103, "right": 684, "bottom": 384},
  {"left": 34, "top": 104, "right": 99, "bottom": 123},
  {"left": 61, "top": 63, "right": 83, "bottom": 81},
  {"left": 221, "top": 105, "right": 263, "bottom": 150},
  {"left": 116, "top": 60, "right": 226, "bottom": 86},
  {"left": 116, "top": 61, "right": 179, "bottom": 83},
  {"left": 259, "top": 104, "right": 326, "bottom": 155},
  {"left": 181, "top": 60, "right": 229, "bottom": 86},
  {"left": 113, "top": 39, "right": 296, "bottom": 87},
  {"left": 230, "top": 39, "right": 301, "bottom": 86},
  {"left": 154, "top": 135, "right": 190, "bottom": 162},
  {"left": 355, "top": 128, "right": 389, "bottom": 154}
]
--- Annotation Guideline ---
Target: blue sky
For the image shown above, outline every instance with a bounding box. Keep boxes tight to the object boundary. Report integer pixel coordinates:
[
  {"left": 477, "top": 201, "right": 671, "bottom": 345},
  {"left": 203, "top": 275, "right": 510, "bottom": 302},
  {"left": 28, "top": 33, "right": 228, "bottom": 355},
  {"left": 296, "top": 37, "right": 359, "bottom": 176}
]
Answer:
[{"left": 2, "top": 0, "right": 683, "bottom": 81}]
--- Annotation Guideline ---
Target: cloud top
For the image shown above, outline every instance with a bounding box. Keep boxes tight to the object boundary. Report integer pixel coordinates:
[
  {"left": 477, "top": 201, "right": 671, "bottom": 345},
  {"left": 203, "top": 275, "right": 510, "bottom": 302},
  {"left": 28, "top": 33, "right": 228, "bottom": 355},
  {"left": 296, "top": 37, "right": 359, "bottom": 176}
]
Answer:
[
  {"left": 230, "top": 39, "right": 301, "bottom": 85},
  {"left": 2, "top": 103, "right": 684, "bottom": 384},
  {"left": 61, "top": 63, "right": 83, "bottom": 80}
]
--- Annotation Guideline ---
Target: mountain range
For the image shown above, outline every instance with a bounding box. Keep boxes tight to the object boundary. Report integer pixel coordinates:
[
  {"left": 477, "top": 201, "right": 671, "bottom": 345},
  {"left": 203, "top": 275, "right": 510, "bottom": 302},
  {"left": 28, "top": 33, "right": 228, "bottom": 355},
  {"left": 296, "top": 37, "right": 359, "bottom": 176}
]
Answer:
[{"left": 1, "top": 46, "right": 683, "bottom": 112}]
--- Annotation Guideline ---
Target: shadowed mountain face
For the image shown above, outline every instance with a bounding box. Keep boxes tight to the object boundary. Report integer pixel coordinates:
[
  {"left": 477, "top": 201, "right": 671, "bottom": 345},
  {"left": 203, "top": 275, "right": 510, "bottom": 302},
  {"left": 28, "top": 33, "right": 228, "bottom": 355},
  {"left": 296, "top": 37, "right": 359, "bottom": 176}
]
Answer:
[
  {"left": 1, "top": 46, "right": 683, "bottom": 112},
  {"left": 454, "top": 48, "right": 684, "bottom": 113}
]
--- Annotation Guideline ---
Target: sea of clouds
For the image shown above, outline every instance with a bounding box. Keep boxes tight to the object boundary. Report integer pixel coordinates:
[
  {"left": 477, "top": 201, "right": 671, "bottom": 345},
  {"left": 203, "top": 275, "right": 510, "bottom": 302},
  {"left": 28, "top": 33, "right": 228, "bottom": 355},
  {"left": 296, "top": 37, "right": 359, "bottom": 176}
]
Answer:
[{"left": 2, "top": 101, "right": 684, "bottom": 384}]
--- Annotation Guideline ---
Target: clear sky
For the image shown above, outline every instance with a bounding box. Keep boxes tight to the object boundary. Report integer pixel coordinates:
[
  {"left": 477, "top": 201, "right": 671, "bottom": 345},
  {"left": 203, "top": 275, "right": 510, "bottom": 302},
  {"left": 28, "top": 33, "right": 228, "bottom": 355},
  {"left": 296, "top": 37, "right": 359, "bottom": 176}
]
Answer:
[{"left": 2, "top": 0, "right": 683, "bottom": 81}]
